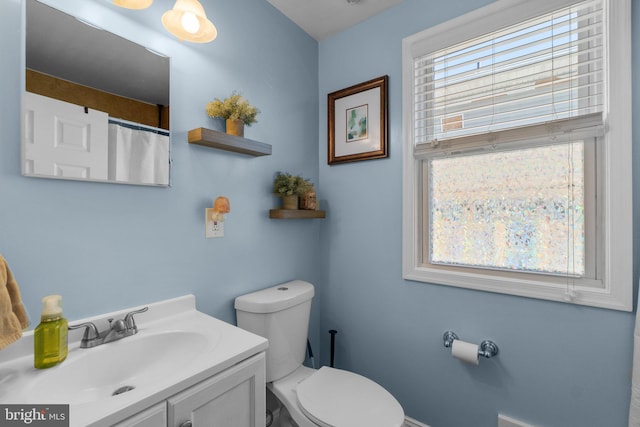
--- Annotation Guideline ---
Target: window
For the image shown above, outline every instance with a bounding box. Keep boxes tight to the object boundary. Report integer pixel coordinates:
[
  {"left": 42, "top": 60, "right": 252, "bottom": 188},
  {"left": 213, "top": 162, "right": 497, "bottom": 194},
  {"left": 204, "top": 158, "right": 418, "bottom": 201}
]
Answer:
[{"left": 402, "top": 0, "right": 632, "bottom": 310}]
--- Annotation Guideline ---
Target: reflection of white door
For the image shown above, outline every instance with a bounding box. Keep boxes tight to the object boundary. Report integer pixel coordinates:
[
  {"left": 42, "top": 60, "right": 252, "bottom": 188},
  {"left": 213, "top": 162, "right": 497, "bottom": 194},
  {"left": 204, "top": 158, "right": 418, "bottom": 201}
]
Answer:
[{"left": 23, "top": 92, "right": 108, "bottom": 180}]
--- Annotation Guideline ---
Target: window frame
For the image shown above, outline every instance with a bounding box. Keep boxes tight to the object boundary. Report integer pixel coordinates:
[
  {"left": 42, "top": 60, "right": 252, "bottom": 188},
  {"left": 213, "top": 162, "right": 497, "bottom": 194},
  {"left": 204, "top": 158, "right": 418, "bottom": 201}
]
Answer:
[{"left": 401, "top": 0, "right": 632, "bottom": 311}]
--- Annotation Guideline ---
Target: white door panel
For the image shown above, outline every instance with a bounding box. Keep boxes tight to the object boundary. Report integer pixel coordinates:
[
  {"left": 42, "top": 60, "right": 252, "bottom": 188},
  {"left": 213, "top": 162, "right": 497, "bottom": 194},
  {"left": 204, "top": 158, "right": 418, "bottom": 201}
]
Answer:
[{"left": 23, "top": 92, "right": 109, "bottom": 180}]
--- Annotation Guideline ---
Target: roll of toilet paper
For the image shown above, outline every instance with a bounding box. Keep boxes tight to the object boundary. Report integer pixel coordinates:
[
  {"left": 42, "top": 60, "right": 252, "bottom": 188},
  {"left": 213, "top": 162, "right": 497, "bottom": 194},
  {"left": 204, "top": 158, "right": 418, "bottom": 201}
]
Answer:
[{"left": 451, "top": 340, "right": 479, "bottom": 365}]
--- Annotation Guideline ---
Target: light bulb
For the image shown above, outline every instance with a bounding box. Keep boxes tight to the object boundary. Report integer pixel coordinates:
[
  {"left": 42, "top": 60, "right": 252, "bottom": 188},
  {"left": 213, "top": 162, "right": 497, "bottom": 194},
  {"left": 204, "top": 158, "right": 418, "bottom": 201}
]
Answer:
[{"left": 181, "top": 12, "right": 200, "bottom": 34}]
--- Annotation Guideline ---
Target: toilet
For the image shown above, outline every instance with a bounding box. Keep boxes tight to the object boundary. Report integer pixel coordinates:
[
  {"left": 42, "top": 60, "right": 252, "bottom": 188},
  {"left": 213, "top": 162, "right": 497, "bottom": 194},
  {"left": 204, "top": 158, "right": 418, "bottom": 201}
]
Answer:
[{"left": 234, "top": 280, "right": 405, "bottom": 427}]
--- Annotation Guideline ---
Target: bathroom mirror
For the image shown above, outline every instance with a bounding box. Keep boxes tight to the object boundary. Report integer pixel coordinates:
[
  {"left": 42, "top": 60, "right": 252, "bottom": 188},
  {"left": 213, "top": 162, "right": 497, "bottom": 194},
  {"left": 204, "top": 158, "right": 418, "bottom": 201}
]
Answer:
[{"left": 23, "top": 0, "right": 171, "bottom": 187}]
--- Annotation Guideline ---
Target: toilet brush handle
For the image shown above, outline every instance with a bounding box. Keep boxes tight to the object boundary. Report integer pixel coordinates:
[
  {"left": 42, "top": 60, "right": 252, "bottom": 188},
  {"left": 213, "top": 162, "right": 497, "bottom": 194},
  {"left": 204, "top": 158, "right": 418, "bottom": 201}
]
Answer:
[{"left": 329, "top": 329, "right": 338, "bottom": 367}]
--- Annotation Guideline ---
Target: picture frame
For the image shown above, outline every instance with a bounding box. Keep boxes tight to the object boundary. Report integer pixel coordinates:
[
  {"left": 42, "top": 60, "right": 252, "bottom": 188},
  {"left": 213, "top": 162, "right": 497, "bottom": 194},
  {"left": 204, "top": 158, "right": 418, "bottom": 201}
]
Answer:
[{"left": 328, "top": 75, "right": 388, "bottom": 165}]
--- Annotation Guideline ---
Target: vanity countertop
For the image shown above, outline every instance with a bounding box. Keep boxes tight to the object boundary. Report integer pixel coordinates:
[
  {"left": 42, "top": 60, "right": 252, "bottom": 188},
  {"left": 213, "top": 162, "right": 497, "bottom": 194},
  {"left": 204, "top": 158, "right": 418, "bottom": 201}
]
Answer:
[{"left": 0, "top": 295, "right": 268, "bottom": 427}]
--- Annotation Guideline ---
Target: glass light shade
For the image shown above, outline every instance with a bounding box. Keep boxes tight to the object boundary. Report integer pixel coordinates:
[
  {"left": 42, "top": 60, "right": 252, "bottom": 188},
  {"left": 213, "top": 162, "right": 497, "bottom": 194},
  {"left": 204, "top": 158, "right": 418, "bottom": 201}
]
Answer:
[
  {"left": 162, "top": 0, "right": 217, "bottom": 43},
  {"left": 113, "top": 0, "right": 153, "bottom": 10},
  {"left": 181, "top": 12, "right": 200, "bottom": 34}
]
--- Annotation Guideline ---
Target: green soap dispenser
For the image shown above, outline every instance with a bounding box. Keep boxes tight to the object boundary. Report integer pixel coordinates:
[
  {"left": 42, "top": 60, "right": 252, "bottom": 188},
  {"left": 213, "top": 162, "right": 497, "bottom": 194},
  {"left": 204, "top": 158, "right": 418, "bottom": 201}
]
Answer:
[{"left": 34, "top": 294, "right": 68, "bottom": 369}]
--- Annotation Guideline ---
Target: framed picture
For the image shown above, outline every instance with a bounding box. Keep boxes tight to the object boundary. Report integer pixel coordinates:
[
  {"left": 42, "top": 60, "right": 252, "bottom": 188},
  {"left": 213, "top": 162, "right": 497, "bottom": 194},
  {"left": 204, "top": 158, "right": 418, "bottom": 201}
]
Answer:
[{"left": 328, "top": 75, "right": 388, "bottom": 165}]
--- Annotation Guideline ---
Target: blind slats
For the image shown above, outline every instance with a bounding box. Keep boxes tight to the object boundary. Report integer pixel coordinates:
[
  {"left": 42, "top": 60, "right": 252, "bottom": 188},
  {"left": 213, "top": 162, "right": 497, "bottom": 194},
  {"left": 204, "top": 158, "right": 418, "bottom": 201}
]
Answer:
[
  {"left": 416, "top": 65, "right": 603, "bottom": 113},
  {"left": 426, "top": 19, "right": 603, "bottom": 81},
  {"left": 426, "top": 5, "right": 603, "bottom": 63},
  {"left": 418, "top": 78, "right": 603, "bottom": 120},
  {"left": 413, "top": 0, "right": 604, "bottom": 145},
  {"left": 416, "top": 33, "right": 603, "bottom": 89}
]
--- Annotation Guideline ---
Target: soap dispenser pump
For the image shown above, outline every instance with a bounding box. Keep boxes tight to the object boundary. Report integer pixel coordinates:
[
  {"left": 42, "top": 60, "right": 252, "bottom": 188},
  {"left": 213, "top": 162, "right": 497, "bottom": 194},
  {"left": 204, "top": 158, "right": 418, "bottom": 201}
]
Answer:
[{"left": 34, "top": 294, "right": 68, "bottom": 369}]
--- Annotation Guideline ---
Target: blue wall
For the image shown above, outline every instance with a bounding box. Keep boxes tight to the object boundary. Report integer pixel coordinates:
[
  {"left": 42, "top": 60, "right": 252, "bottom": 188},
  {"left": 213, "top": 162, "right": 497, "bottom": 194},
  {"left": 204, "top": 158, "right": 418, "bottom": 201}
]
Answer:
[
  {"left": 2, "top": 0, "right": 638, "bottom": 426},
  {"left": 0, "top": 0, "right": 321, "bottom": 347},
  {"left": 318, "top": 0, "right": 637, "bottom": 426}
]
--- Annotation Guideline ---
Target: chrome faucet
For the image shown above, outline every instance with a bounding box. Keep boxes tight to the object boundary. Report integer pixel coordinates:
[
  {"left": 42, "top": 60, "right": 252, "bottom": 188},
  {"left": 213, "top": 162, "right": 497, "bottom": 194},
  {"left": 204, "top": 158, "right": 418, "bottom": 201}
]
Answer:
[{"left": 69, "top": 307, "right": 148, "bottom": 348}]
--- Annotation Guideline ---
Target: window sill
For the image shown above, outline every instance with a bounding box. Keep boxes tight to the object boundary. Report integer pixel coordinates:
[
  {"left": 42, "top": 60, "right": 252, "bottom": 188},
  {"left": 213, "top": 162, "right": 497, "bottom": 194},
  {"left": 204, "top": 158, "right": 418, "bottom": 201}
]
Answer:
[{"left": 402, "top": 266, "right": 631, "bottom": 311}]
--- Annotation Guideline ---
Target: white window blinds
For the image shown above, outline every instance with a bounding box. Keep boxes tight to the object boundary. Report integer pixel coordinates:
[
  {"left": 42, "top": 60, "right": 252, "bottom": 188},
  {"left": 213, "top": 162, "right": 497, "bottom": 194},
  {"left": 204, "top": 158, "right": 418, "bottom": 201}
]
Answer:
[{"left": 413, "top": 0, "right": 604, "bottom": 145}]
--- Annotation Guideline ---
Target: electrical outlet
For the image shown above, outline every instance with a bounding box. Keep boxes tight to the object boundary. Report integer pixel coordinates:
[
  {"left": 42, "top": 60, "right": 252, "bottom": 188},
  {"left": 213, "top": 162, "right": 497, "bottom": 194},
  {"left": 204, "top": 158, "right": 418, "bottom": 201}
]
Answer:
[
  {"left": 206, "top": 220, "right": 224, "bottom": 238},
  {"left": 205, "top": 208, "right": 224, "bottom": 238}
]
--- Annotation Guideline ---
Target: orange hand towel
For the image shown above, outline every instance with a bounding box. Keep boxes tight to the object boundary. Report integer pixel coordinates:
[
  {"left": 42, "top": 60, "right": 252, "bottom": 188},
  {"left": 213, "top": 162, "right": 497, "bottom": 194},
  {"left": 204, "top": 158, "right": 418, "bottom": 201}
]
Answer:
[{"left": 0, "top": 255, "right": 29, "bottom": 350}]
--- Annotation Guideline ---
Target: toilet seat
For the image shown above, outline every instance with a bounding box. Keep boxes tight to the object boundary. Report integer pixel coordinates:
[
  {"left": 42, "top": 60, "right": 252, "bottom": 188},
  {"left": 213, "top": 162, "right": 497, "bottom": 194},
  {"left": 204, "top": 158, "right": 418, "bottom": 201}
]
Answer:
[{"left": 296, "top": 366, "right": 404, "bottom": 427}]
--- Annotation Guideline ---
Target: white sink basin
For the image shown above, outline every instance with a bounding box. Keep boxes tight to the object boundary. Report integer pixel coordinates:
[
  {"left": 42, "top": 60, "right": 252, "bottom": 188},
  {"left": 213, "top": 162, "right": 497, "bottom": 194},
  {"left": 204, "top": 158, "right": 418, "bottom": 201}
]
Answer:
[
  {"left": 0, "top": 295, "right": 268, "bottom": 427},
  {"left": 22, "top": 330, "right": 214, "bottom": 405}
]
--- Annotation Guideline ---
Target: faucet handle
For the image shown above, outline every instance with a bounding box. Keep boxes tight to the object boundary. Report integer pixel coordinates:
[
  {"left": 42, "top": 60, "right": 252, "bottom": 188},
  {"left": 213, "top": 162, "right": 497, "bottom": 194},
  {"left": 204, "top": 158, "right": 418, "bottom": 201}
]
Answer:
[
  {"left": 109, "top": 318, "right": 127, "bottom": 333},
  {"left": 123, "top": 306, "right": 148, "bottom": 333},
  {"left": 69, "top": 322, "right": 100, "bottom": 347}
]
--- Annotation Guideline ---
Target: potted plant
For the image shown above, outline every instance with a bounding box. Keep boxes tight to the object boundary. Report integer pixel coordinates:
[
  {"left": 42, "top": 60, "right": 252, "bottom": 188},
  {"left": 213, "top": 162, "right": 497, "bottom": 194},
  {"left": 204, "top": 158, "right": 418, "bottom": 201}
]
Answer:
[
  {"left": 273, "top": 172, "right": 312, "bottom": 210},
  {"left": 206, "top": 91, "right": 260, "bottom": 137}
]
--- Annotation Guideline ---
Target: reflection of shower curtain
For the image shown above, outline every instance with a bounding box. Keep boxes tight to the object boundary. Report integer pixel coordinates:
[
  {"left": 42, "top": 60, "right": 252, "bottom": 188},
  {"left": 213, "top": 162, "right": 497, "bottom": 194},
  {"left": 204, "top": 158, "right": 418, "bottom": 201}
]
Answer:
[{"left": 108, "top": 123, "right": 169, "bottom": 185}]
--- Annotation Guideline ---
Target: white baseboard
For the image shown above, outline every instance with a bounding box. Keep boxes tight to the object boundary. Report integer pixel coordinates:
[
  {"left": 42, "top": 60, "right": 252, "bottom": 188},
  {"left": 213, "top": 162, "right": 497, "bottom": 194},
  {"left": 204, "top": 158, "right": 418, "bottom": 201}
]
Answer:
[
  {"left": 405, "top": 416, "right": 430, "bottom": 427},
  {"left": 498, "top": 414, "right": 537, "bottom": 427}
]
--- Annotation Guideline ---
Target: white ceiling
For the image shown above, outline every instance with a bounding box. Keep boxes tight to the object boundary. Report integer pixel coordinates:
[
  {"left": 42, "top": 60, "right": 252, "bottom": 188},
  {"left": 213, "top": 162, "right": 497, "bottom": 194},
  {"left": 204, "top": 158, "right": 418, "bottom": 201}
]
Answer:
[{"left": 266, "top": 0, "right": 405, "bottom": 40}]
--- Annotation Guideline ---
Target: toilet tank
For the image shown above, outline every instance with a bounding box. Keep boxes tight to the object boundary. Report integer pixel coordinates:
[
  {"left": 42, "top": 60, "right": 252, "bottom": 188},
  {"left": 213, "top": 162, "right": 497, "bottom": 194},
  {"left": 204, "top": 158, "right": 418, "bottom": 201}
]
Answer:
[{"left": 235, "top": 280, "right": 314, "bottom": 382}]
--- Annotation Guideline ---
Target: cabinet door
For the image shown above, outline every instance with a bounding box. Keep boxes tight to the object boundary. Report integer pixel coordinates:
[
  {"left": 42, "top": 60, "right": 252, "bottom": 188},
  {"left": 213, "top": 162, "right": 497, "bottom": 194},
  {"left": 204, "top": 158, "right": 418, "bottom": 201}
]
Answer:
[
  {"left": 168, "top": 353, "right": 266, "bottom": 427},
  {"left": 113, "top": 402, "right": 167, "bottom": 427}
]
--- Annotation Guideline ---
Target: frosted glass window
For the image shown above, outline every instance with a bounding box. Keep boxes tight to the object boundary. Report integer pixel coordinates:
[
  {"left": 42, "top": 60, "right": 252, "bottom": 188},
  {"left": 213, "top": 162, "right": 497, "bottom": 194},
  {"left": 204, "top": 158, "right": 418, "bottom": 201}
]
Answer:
[
  {"left": 402, "top": 0, "right": 632, "bottom": 310},
  {"left": 427, "top": 143, "right": 584, "bottom": 276}
]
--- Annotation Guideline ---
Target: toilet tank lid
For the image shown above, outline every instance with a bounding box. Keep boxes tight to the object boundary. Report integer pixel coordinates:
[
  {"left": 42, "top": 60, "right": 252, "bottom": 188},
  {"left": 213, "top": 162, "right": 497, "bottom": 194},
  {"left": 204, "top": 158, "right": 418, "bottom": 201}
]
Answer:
[{"left": 234, "top": 280, "right": 315, "bottom": 313}]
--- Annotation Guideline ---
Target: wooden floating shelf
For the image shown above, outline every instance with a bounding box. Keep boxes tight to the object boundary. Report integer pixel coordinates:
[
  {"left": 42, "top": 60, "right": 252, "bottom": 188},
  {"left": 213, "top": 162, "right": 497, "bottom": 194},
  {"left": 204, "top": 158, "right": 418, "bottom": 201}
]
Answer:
[
  {"left": 269, "top": 209, "right": 326, "bottom": 219},
  {"left": 188, "top": 127, "right": 272, "bottom": 157}
]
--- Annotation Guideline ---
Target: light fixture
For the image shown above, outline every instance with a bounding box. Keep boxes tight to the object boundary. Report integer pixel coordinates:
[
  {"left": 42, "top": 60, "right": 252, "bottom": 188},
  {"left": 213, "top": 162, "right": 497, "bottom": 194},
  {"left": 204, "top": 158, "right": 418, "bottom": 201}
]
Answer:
[
  {"left": 113, "top": 0, "right": 153, "bottom": 10},
  {"left": 162, "top": 0, "right": 217, "bottom": 43}
]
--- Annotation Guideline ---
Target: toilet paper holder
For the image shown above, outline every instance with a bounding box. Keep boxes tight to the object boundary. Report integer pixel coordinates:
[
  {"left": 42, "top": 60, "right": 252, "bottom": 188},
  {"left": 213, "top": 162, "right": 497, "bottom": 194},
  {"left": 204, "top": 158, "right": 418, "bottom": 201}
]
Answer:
[{"left": 443, "top": 331, "right": 499, "bottom": 359}]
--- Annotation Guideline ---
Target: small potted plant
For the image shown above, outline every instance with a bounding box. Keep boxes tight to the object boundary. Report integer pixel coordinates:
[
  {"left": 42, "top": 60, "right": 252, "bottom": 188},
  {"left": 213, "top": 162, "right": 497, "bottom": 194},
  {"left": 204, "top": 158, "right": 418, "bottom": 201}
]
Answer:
[
  {"left": 273, "top": 172, "right": 312, "bottom": 210},
  {"left": 206, "top": 91, "right": 260, "bottom": 137}
]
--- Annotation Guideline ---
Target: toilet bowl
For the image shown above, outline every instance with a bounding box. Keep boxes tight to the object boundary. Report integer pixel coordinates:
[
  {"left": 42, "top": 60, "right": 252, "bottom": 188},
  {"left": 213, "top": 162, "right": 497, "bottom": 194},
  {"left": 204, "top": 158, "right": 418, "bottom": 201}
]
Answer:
[
  {"left": 270, "top": 365, "right": 404, "bottom": 427},
  {"left": 235, "top": 280, "right": 405, "bottom": 427}
]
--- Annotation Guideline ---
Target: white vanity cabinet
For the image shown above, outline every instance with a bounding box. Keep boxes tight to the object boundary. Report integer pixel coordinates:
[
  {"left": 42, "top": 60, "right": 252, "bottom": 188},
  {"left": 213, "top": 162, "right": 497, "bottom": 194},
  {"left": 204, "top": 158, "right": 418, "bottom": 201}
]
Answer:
[
  {"left": 113, "top": 402, "right": 167, "bottom": 427},
  {"left": 169, "top": 353, "right": 266, "bottom": 427},
  {"left": 115, "top": 353, "right": 266, "bottom": 427}
]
